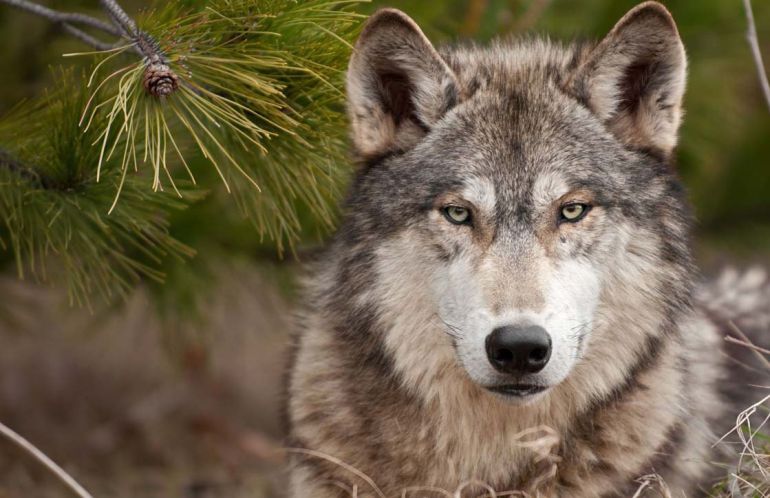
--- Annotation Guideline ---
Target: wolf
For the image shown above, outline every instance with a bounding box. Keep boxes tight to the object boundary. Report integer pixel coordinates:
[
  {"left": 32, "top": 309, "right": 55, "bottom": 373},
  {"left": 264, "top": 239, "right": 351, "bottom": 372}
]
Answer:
[{"left": 286, "top": 2, "right": 770, "bottom": 496}]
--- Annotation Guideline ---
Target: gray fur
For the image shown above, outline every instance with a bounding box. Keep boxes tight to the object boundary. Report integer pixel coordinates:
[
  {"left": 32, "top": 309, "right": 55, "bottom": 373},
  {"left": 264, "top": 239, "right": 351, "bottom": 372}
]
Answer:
[{"left": 286, "top": 2, "right": 769, "bottom": 496}]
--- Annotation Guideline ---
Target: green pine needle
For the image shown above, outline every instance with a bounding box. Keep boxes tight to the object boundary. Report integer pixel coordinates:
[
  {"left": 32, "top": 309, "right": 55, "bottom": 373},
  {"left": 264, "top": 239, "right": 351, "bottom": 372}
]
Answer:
[
  {"left": 76, "top": 0, "right": 364, "bottom": 247},
  {"left": 0, "top": 71, "right": 199, "bottom": 308}
]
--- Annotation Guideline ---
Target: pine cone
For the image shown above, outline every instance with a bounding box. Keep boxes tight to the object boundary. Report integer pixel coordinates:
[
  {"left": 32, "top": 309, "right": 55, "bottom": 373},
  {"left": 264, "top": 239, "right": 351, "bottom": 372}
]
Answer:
[{"left": 143, "top": 62, "right": 179, "bottom": 97}]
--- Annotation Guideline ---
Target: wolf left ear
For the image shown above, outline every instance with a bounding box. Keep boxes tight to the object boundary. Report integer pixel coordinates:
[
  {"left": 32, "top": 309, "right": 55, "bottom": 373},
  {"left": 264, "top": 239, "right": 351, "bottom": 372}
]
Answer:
[
  {"left": 569, "top": 2, "right": 687, "bottom": 159},
  {"left": 346, "top": 9, "right": 459, "bottom": 160}
]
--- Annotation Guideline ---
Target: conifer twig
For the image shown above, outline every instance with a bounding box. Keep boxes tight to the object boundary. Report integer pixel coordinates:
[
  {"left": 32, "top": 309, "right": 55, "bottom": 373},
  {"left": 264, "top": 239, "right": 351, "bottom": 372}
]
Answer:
[
  {"left": 1, "top": 0, "right": 121, "bottom": 36},
  {"left": 0, "top": 0, "right": 154, "bottom": 55},
  {"left": 743, "top": 0, "right": 770, "bottom": 112},
  {"left": 97, "top": 0, "right": 163, "bottom": 63},
  {"left": 59, "top": 23, "right": 118, "bottom": 51},
  {"left": 98, "top": 0, "right": 137, "bottom": 38},
  {"left": 0, "top": 420, "right": 94, "bottom": 498},
  {"left": 0, "top": 0, "right": 122, "bottom": 51},
  {"left": 2, "top": 0, "right": 361, "bottom": 251},
  {"left": 1, "top": 0, "right": 173, "bottom": 95}
]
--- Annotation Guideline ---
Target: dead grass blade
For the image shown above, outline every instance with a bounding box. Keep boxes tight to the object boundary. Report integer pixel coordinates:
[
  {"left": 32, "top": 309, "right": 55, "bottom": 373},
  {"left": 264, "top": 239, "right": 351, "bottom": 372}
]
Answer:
[{"left": 0, "top": 420, "right": 94, "bottom": 498}]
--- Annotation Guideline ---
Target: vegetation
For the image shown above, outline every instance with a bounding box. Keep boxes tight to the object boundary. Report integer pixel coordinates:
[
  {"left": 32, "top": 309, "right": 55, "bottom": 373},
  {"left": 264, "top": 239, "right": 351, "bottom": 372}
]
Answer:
[{"left": 0, "top": 0, "right": 361, "bottom": 308}]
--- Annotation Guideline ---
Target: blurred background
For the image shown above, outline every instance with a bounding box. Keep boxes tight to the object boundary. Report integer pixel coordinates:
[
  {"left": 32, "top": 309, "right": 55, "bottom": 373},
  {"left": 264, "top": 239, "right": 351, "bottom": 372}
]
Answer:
[{"left": 0, "top": 0, "right": 768, "bottom": 497}]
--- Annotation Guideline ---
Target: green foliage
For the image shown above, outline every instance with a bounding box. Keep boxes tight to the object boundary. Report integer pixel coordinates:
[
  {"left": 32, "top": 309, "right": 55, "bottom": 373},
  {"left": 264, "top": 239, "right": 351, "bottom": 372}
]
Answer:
[
  {"left": 78, "top": 0, "right": 362, "bottom": 249},
  {"left": 0, "top": 71, "right": 197, "bottom": 307},
  {"left": 0, "top": 0, "right": 364, "bottom": 307}
]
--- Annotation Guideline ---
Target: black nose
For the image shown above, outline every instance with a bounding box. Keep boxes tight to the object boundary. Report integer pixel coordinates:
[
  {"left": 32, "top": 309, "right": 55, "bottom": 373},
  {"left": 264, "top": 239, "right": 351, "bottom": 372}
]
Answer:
[{"left": 485, "top": 325, "right": 552, "bottom": 375}]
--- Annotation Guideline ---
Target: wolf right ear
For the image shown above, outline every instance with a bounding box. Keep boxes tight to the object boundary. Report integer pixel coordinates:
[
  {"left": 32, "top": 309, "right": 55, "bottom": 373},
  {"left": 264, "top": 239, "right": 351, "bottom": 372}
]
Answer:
[
  {"left": 569, "top": 2, "right": 687, "bottom": 160},
  {"left": 347, "top": 9, "right": 459, "bottom": 160}
]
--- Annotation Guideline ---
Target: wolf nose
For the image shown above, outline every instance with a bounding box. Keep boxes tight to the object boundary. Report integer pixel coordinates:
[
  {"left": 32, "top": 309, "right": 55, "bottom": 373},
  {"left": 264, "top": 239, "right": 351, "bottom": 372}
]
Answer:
[{"left": 485, "top": 325, "right": 552, "bottom": 375}]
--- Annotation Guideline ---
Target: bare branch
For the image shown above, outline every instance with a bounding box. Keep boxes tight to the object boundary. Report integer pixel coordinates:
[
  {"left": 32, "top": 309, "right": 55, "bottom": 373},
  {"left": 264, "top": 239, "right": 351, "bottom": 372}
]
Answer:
[
  {"left": 0, "top": 420, "right": 94, "bottom": 498},
  {"left": 1, "top": 0, "right": 121, "bottom": 37},
  {"left": 97, "top": 0, "right": 166, "bottom": 64},
  {"left": 98, "top": 0, "right": 137, "bottom": 38},
  {"left": 743, "top": 0, "right": 770, "bottom": 112},
  {"left": 1, "top": 0, "right": 158, "bottom": 58},
  {"left": 61, "top": 23, "right": 118, "bottom": 51}
]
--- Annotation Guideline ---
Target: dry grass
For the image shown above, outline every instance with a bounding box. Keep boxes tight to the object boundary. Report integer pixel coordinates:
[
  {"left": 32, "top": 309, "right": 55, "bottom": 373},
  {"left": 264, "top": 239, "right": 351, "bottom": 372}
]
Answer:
[
  {"left": 0, "top": 263, "right": 290, "bottom": 498},
  {"left": 709, "top": 325, "right": 770, "bottom": 498}
]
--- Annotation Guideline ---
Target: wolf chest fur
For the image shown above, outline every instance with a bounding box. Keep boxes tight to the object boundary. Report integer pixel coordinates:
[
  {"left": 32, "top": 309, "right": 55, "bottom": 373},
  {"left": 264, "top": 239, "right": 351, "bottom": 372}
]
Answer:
[{"left": 286, "top": 2, "right": 770, "bottom": 496}]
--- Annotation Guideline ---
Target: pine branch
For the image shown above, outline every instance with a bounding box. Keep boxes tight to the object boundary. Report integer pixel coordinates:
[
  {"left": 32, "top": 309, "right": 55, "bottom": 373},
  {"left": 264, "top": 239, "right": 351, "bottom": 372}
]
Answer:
[
  {"left": 98, "top": 0, "right": 138, "bottom": 37},
  {"left": 2, "top": 0, "right": 364, "bottom": 251},
  {"left": 97, "top": 0, "right": 166, "bottom": 63},
  {"left": 0, "top": 0, "right": 123, "bottom": 51},
  {"left": 59, "top": 23, "right": 116, "bottom": 51},
  {"left": 1, "top": 0, "right": 121, "bottom": 36},
  {"left": 0, "top": 71, "right": 198, "bottom": 307},
  {"left": 743, "top": 0, "right": 770, "bottom": 112},
  {"left": 73, "top": 0, "right": 363, "bottom": 246}
]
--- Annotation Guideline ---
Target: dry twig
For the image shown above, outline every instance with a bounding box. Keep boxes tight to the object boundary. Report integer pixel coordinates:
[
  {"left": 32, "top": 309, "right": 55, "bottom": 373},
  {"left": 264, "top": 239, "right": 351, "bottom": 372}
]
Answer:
[
  {"left": 0, "top": 420, "right": 94, "bottom": 498},
  {"left": 742, "top": 0, "right": 770, "bottom": 111},
  {"left": 1, "top": 0, "right": 121, "bottom": 50}
]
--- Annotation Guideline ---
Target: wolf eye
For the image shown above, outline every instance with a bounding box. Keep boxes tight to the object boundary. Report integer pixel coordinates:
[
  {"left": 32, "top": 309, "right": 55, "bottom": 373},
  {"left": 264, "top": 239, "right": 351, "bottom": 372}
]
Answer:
[
  {"left": 443, "top": 205, "right": 471, "bottom": 225},
  {"left": 560, "top": 203, "right": 590, "bottom": 223}
]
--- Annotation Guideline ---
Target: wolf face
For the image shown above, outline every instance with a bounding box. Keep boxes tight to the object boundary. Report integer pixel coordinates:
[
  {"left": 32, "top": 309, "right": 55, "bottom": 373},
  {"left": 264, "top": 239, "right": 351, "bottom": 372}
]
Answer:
[{"left": 336, "top": 3, "right": 693, "bottom": 407}]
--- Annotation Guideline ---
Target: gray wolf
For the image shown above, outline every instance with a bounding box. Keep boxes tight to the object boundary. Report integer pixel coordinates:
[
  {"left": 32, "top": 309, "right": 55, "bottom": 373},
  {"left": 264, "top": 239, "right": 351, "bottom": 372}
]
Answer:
[{"left": 286, "top": 2, "right": 770, "bottom": 496}]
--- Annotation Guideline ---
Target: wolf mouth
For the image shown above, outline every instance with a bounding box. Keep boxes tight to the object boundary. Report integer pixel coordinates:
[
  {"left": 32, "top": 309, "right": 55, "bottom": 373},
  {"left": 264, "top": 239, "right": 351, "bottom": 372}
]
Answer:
[{"left": 486, "top": 384, "right": 548, "bottom": 397}]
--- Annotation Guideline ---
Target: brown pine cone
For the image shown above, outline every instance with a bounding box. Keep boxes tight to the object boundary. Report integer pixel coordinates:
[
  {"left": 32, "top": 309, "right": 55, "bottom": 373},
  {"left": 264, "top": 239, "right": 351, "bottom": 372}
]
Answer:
[{"left": 143, "top": 62, "right": 179, "bottom": 97}]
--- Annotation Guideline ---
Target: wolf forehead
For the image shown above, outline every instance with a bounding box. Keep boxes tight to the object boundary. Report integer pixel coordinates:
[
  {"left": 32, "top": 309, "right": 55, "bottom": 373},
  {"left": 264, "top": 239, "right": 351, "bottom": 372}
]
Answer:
[
  {"left": 442, "top": 38, "right": 592, "bottom": 102},
  {"left": 371, "top": 40, "right": 612, "bottom": 159}
]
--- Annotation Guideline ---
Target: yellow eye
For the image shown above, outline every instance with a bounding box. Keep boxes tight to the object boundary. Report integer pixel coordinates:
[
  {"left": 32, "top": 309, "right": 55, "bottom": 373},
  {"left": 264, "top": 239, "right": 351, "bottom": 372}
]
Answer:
[
  {"left": 560, "top": 203, "right": 589, "bottom": 222},
  {"left": 444, "top": 206, "right": 471, "bottom": 225}
]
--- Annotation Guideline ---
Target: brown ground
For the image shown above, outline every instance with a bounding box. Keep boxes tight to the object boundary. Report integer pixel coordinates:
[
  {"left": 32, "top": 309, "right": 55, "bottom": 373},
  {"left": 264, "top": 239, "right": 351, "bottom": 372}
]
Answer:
[{"left": 0, "top": 264, "right": 291, "bottom": 498}]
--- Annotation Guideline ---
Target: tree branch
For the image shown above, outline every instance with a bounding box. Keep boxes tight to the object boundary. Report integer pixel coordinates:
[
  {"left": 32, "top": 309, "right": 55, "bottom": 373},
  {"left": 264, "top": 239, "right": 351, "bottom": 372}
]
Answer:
[
  {"left": 60, "top": 23, "right": 118, "bottom": 51},
  {"left": 98, "top": 0, "right": 137, "bottom": 38},
  {"left": 743, "top": 0, "right": 770, "bottom": 112},
  {"left": 0, "top": 0, "right": 122, "bottom": 51},
  {"left": 1, "top": 0, "right": 121, "bottom": 37},
  {"left": 0, "top": 0, "right": 162, "bottom": 60},
  {"left": 97, "top": 0, "right": 163, "bottom": 63}
]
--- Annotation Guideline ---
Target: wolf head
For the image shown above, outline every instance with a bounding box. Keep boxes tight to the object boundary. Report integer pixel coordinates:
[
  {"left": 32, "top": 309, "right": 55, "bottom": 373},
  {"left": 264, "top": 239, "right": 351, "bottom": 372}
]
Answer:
[{"left": 327, "top": 2, "right": 694, "bottom": 407}]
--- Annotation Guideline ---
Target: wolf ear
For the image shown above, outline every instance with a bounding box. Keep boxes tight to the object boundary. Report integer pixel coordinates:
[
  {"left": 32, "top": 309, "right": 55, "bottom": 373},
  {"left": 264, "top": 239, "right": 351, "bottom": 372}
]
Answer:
[
  {"left": 347, "top": 9, "right": 459, "bottom": 160},
  {"left": 569, "top": 2, "right": 686, "bottom": 159}
]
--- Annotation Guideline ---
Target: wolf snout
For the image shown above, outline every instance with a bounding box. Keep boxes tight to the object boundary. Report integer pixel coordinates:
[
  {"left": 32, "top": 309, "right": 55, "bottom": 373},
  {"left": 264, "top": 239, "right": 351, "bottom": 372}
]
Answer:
[{"left": 485, "top": 324, "right": 552, "bottom": 375}]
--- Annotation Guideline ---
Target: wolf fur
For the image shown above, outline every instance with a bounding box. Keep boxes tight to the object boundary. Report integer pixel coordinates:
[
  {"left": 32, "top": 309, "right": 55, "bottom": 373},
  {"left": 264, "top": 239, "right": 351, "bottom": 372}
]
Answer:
[{"left": 286, "top": 3, "right": 770, "bottom": 496}]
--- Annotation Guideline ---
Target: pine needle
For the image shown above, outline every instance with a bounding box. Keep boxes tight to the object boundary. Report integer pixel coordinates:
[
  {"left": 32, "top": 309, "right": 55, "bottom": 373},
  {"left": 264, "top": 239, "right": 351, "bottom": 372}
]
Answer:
[
  {"left": 0, "top": 70, "right": 198, "bottom": 307},
  {"left": 71, "top": 0, "right": 363, "bottom": 249}
]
